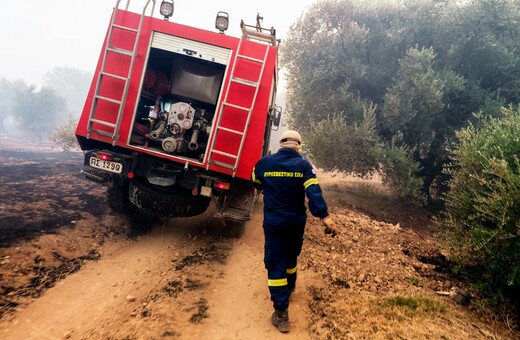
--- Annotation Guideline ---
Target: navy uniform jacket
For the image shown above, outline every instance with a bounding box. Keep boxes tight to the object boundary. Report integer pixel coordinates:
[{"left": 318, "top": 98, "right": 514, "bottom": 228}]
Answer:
[{"left": 251, "top": 147, "right": 329, "bottom": 224}]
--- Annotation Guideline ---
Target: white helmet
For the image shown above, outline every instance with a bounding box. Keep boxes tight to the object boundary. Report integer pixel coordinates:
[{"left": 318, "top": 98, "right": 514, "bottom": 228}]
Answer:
[{"left": 279, "top": 130, "right": 302, "bottom": 150}]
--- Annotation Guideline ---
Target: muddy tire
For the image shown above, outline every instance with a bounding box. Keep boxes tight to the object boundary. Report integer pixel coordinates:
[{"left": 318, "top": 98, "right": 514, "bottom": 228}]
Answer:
[
  {"left": 107, "top": 179, "right": 132, "bottom": 213},
  {"left": 107, "top": 179, "right": 157, "bottom": 235},
  {"left": 129, "top": 179, "right": 210, "bottom": 217}
]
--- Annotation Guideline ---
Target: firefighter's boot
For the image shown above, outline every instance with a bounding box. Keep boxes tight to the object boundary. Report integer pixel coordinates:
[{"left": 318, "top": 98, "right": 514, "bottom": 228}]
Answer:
[{"left": 271, "top": 309, "right": 290, "bottom": 333}]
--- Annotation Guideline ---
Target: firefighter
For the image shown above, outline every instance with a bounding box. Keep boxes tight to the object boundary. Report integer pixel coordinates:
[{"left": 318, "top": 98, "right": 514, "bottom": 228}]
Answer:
[{"left": 251, "top": 129, "right": 337, "bottom": 333}]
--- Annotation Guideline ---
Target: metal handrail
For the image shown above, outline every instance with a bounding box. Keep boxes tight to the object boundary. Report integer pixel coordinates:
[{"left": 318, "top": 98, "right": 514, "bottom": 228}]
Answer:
[
  {"left": 240, "top": 17, "right": 280, "bottom": 47},
  {"left": 116, "top": 0, "right": 156, "bottom": 17}
]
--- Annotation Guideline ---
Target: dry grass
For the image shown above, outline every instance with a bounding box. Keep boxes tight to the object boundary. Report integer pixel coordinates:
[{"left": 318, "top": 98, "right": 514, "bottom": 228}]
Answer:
[{"left": 309, "top": 288, "right": 515, "bottom": 340}]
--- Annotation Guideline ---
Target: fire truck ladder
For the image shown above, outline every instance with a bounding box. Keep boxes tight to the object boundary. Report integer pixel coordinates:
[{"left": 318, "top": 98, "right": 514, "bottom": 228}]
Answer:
[
  {"left": 86, "top": 0, "right": 156, "bottom": 145},
  {"left": 208, "top": 33, "right": 273, "bottom": 176}
]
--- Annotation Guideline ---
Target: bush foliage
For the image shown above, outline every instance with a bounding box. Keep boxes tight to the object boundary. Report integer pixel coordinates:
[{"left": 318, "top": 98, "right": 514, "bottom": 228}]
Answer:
[
  {"left": 380, "top": 140, "right": 423, "bottom": 201},
  {"left": 49, "top": 113, "right": 79, "bottom": 151},
  {"left": 306, "top": 107, "right": 423, "bottom": 200},
  {"left": 441, "top": 106, "right": 520, "bottom": 306},
  {"left": 306, "top": 105, "right": 381, "bottom": 178}
]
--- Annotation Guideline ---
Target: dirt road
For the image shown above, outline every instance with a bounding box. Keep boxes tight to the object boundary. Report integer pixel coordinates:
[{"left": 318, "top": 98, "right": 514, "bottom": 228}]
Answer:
[
  {"left": 0, "top": 136, "right": 518, "bottom": 339},
  {"left": 0, "top": 202, "right": 313, "bottom": 339}
]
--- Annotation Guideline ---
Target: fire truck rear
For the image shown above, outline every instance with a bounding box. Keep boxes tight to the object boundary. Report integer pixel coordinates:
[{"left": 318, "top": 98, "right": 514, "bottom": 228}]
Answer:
[{"left": 75, "top": 0, "right": 282, "bottom": 230}]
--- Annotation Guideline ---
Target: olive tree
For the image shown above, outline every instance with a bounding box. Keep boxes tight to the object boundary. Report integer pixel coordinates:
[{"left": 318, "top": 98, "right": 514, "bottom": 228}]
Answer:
[
  {"left": 281, "top": 0, "right": 519, "bottom": 203},
  {"left": 441, "top": 106, "right": 520, "bottom": 306},
  {"left": 43, "top": 66, "right": 92, "bottom": 114},
  {"left": 14, "top": 87, "right": 64, "bottom": 142}
]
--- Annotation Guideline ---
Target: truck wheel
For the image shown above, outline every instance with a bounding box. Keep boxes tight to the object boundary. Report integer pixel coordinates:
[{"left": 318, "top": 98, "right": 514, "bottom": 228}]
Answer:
[
  {"left": 107, "top": 179, "right": 157, "bottom": 235},
  {"left": 107, "top": 180, "right": 132, "bottom": 213},
  {"left": 129, "top": 179, "right": 211, "bottom": 217}
]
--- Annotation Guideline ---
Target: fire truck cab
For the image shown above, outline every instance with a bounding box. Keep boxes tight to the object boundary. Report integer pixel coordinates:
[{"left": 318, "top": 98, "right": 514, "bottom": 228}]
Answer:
[{"left": 75, "top": 0, "right": 282, "bottom": 230}]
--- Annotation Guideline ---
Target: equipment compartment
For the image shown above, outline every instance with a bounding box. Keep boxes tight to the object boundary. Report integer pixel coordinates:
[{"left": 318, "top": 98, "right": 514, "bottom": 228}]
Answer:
[{"left": 130, "top": 45, "right": 228, "bottom": 162}]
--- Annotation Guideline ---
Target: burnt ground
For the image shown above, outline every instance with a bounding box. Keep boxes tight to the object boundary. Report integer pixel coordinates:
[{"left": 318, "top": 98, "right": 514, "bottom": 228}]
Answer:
[
  {"left": 0, "top": 136, "right": 120, "bottom": 318},
  {"left": 0, "top": 150, "right": 105, "bottom": 246}
]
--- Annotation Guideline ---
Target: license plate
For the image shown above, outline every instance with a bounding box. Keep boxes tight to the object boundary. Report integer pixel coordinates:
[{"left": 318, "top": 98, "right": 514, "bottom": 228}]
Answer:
[{"left": 89, "top": 157, "right": 123, "bottom": 174}]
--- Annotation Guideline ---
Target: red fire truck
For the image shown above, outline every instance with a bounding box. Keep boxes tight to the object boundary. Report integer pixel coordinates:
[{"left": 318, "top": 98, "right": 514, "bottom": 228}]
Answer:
[{"left": 75, "top": 0, "right": 281, "bottom": 230}]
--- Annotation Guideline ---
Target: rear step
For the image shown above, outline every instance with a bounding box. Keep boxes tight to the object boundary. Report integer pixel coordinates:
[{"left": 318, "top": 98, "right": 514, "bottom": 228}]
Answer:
[
  {"left": 216, "top": 207, "right": 251, "bottom": 221},
  {"left": 81, "top": 169, "right": 107, "bottom": 183}
]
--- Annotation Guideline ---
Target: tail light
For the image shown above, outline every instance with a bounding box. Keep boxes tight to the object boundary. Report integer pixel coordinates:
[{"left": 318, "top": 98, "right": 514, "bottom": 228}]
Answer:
[
  {"left": 214, "top": 181, "right": 230, "bottom": 191},
  {"left": 96, "top": 151, "right": 113, "bottom": 161}
]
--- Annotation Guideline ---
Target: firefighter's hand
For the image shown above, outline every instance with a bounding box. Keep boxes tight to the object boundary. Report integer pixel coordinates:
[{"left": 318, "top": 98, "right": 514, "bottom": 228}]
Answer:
[{"left": 322, "top": 216, "right": 337, "bottom": 238}]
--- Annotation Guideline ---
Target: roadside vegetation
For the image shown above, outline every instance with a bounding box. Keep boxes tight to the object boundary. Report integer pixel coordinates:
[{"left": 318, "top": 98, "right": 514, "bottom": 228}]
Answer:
[
  {"left": 48, "top": 113, "right": 80, "bottom": 151},
  {"left": 281, "top": 0, "right": 520, "bottom": 323},
  {"left": 440, "top": 106, "right": 520, "bottom": 311}
]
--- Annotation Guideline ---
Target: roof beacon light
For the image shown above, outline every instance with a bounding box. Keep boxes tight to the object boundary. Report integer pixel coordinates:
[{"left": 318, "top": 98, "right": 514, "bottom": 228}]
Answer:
[
  {"left": 215, "top": 11, "right": 229, "bottom": 33},
  {"left": 160, "top": 0, "right": 174, "bottom": 20}
]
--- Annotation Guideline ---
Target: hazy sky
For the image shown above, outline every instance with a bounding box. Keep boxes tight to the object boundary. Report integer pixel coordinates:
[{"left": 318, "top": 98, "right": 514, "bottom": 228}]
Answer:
[{"left": 0, "top": 0, "right": 316, "bottom": 87}]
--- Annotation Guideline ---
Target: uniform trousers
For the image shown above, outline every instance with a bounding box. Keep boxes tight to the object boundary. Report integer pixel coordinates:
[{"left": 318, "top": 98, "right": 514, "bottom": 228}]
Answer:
[{"left": 263, "top": 220, "right": 306, "bottom": 311}]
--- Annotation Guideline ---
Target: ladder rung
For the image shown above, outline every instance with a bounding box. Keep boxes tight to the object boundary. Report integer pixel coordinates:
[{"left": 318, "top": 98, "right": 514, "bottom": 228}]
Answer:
[
  {"left": 217, "top": 126, "right": 245, "bottom": 136},
  {"left": 90, "top": 119, "right": 116, "bottom": 128},
  {"left": 242, "top": 30, "right": 277, "bottom": 45},
  {"left": 95, "top": 95, "right": 122, "bottom": 105},
  {"left": 237, "top": 54, "right": 263, "bottom": 63},
  {"left": 211, "top": 160, "right": 236, "bottom": 170},
  {"left": 100, "top": 72, "right": 128, "bottom": 81},
  {"left": 107, "top": 46, "right": 134, "bottom": 56},
  {"left": 112, "top": 24, "right": 139, "bottom": 33},
  {"left": 90, "top": 129, "right": 116, "bottom": 138},
  {"left": 211, "top": 150, "right": 239, "bottom": 159},
  {"left": 232, "top": 77, "right": 259, "bottom": 87},
  {"left": 223, "top": 102, "right": 251, "bottom": 112}
]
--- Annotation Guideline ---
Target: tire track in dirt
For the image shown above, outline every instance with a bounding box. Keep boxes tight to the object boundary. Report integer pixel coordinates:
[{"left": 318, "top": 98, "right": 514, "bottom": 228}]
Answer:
[
  {"left": 179, "top": 198, "right": 312, "bottom": 340},
  {"left": 0, "top": 202, "right": 311, "bottom": 339}
]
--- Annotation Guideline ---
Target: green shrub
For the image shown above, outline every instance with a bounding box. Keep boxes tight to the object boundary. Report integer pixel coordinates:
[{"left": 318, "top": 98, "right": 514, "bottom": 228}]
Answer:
[
  {"left": 307, "top": 107, "right": 424, "bottom": 201},
  {"left": 49, "top": 113, "right": 79, "bottom": 151},
  {"left": 380, "top": 140, "right": 424, "bottom": 200},
  {"left": 306, "top": 106, "right": 382, "bottom": 177},
  {"left": 441, "top": 106, "right": 520, "bottom": 307}
]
